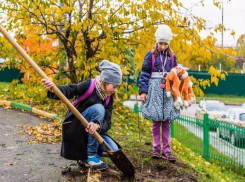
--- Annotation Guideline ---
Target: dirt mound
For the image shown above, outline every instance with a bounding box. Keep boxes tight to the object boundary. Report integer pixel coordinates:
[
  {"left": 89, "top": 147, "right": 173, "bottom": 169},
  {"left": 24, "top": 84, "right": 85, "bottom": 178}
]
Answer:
[{"left": 61, "top": 158, "right": 198, "bottom": 182}]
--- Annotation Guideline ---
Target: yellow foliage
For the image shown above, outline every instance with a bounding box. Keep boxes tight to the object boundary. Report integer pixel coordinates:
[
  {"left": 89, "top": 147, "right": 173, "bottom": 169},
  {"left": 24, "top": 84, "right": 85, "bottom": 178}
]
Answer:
[
  {"left": 24, "top": 120, "right": 62, "bottom": 144},
  {"left": 0, "top": 0, "right": 236, "bottom": 99}
]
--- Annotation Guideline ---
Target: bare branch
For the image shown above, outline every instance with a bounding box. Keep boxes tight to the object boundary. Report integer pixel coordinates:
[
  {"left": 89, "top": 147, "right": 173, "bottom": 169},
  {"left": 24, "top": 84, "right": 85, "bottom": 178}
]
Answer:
[
  {"left": 78, "top": 0, "right": 86, "bottom": 18},
  {"left": 52, "top": 11, "right": 59, "bottom": 32},
  {"left": 71, "top": 32, "right": 78, "bottom": 47},
  {"left": 203, "top": 44, "right": 236, "bottom": 60},
  {"left": 109, "top": 2, "right": 125, "bottom": 19},
  {"left": 94, "top": 41, "right": 100, "bottom": 54},
  {"left": 51, "top": 2, "right": 62, "bottom": 9},
  {"left": 36, "top": 4, "right": 49, "bottom": 34},
  {"left": 44, "top": 66, "right": 58, "bottom": 75},
  {"left": 65, "top": 12, "right": 72, "bottom": 40},
  {"left": 91, "top": 1, "right": 108, "bottom": 15},
  {"left": 81, "top": 0, "right": 102, "bottom": 19},
  {"left": 88, "top": 0, "right": 94, "bottom": 20},
  {"left": 121, "top": 20, "right": 165, "bottom": 34}
]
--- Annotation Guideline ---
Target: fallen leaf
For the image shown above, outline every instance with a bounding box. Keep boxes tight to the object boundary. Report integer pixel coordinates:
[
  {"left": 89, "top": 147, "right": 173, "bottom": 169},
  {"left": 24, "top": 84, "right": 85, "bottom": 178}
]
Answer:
[{"left": 4, "top": 163, "right": 13, "bottom": 166}]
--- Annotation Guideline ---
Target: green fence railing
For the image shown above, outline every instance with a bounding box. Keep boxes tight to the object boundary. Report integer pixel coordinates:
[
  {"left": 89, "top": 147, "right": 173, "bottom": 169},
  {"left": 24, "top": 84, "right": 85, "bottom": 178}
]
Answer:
[
  {"left": 173, "top": 113, "right": 245, "bottom": 173},
  {"left": 0, "top": 68, "right": 24, "bottom": 83},
  {"left": 134, "top": 105, "right": 245, "bottom": 174}
]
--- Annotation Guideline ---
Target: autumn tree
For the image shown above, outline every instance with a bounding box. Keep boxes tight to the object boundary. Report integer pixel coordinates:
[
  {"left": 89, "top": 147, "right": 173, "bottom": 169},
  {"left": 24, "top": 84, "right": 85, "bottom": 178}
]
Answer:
[
  {"left": 187, "top": 42, "right": 236, "bottom": 72},
  {"left": 0, "top": 0, "right": 236, "bottom": 97},
  {"left": 0, "top": 36, "right": 17, "bottom": 68},
  {"left": 236, "top": 34, "right": 245, "bottom": 59}
]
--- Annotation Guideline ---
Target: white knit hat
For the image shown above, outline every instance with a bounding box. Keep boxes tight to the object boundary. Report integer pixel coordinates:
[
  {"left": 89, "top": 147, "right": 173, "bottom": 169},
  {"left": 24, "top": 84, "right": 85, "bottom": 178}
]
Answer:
[{"left": 154, "top": 25, "right": 172, "bottom": 44}]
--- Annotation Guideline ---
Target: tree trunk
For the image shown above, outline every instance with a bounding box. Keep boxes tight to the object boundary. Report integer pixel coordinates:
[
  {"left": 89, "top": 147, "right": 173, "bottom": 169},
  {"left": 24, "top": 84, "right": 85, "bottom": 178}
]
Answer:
[{"left": 68, "top": 56, "right": 78, "bottom": 84}]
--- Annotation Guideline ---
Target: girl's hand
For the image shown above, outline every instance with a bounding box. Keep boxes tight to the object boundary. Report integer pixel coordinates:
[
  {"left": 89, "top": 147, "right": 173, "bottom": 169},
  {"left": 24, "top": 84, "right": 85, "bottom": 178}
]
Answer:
[
  {"left": 140, "top": 93, "right": 148, "bottom": 103},
  {"left": 86, "top": 122, "right": 100, "bottom": 134},
  {"left": 41, "top": 78, "right": 54, "bottom": 92}
]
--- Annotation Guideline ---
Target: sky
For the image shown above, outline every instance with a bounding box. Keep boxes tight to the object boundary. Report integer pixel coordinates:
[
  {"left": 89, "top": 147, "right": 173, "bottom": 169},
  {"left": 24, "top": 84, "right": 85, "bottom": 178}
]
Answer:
[{"left": 179, "top": 0, "right": 245, "bottom": 48}]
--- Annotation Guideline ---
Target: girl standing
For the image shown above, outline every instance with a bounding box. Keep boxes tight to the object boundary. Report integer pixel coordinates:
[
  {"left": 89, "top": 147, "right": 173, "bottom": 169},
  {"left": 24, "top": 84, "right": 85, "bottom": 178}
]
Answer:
[{"left": 139, "top": 25, "right": 180, "bottom": 161}]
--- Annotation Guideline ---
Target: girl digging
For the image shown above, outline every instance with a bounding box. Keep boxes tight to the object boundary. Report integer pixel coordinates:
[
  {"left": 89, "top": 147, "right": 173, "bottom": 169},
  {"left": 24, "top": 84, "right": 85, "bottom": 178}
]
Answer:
[
  {"left": 42, "top": 60, "right": 122, "bottom": 170},
  {"left": 139, "top": 25, "right": 180, "bottom": 161}
]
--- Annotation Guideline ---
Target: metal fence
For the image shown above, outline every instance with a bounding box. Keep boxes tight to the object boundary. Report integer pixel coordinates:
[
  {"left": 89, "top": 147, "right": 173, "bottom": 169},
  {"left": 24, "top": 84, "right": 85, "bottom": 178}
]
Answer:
[
  {"left": 126, "top": 72, "right": 245, "bottom": 96},
  {"left": 172, "top": 114, "right": 245, "bottom": 173},
  {"left": 0, "top": 68, "right": 24, "bottom": 83},
  {"left": 134, "top": 104, "right": 245, "bottom": 173},
  {"left": 188, "top": 71, "right": 245, "bottom": 96}
]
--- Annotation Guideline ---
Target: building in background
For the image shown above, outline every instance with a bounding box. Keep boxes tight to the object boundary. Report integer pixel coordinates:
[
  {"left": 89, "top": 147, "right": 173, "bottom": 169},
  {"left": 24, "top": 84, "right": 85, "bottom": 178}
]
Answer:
[
  {"left": 235, "top": 56, "right": 244, "bottom": 69},
  {"left": 0, "top": 57, "right": 5, "bottom": 66}
]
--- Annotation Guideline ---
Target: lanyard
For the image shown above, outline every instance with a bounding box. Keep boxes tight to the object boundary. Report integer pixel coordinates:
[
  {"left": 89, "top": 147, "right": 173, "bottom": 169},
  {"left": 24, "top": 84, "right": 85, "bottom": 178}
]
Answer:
[{"left": 160, "top": 51, "right": 168, "bottom": 72}]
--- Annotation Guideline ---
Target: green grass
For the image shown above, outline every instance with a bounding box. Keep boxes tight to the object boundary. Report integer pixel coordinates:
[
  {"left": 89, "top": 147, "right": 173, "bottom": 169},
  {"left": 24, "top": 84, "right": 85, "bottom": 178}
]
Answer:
[
  {"left": 197, "top": 94, "right": 245, "bottom": 105},
  {"left": 109, "top": 104, "right": 245, "bottom": 181},
  {"left": 0, "top": 82, "right": 68, "bottom": 118}
]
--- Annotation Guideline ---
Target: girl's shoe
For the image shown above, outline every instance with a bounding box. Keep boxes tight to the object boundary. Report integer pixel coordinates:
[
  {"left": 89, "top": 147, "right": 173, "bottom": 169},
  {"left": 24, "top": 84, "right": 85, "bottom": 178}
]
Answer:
[
  {"left": 162, "top": 151, "right": 176, "bottom": 162},
  {"left": 151, "top": 150, "right": 161, "bottom": 159},
  {"left": 87, "top": 154, "right": 108, "bottom": 170}
]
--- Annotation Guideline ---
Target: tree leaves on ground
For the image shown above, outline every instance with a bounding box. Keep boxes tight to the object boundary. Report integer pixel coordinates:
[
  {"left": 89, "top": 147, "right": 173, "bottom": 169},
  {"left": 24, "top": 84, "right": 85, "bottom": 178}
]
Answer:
[{"left": 23, "top": 120, "right": 62, "bottom": 144}]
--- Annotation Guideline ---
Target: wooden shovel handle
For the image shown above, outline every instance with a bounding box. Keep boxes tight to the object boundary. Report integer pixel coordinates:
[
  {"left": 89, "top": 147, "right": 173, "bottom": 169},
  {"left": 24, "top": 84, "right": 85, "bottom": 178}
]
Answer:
[{"left": 0, "top": 25, "right": 104, "bottom": 144}]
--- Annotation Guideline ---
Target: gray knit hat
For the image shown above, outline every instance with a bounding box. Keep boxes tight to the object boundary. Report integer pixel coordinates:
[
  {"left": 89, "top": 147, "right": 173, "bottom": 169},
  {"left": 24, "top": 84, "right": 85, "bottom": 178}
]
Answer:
[
  {"left": 155, "top": 24, "right": 172, "bottom": 44},
  {"left": 99, "top": 60, "right": 122, "bottom": 85}
]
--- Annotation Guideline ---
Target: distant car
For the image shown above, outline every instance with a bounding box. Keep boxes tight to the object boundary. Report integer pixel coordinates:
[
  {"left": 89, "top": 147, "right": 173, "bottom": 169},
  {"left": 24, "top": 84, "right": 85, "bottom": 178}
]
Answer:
[
  {"left": 217, "top": 108, "right": 245, "bottom": 146},
  {"left": 195, "top": 99, "right": 226, "bottom": 131},
  {"left": 242, "top": 103, "right": 245, "bottom": 108},
  {"left": 195, "top": 99, "right": 226, "bottom": 119}
]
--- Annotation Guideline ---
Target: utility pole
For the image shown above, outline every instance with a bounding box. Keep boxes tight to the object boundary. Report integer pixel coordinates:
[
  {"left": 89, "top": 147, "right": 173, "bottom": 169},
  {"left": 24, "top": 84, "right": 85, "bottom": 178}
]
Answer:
[
  {"left": 221, "top": 0, "right": 231, "bottom": 48},
  {"left": 222, "top": 0, "right": 224, "bottom": 48}
]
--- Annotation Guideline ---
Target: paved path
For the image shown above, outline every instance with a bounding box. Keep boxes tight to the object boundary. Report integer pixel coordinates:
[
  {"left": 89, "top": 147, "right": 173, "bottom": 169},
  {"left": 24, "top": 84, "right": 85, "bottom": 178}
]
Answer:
[{"left": 0, "top": 107, "right": 82, "bottom": 182}]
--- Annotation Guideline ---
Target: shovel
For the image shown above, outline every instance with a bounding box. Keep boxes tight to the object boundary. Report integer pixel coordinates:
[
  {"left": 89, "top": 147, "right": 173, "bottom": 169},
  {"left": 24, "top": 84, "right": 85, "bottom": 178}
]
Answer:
[{"left": 0, "top": 25, "right": 135, "bottom": 177}]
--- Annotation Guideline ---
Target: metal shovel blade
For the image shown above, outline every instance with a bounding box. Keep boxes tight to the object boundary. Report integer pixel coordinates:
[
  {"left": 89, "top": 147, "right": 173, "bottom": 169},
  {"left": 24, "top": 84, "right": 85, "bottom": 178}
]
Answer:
[{"left": 107, "top": 149, "right": 135, "bottom": 177}]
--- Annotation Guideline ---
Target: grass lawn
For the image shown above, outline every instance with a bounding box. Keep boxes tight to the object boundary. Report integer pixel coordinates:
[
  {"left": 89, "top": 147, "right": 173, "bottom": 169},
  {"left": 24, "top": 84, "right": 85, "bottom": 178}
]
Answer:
[{"left": 196, "top": 94, "right": 245, "bottom": 105}]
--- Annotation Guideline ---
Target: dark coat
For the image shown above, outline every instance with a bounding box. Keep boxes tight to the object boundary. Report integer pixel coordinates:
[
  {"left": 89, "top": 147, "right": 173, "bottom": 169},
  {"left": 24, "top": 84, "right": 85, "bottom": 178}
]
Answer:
[
  {"left": 47, "top": 78, "right": 117, "bottom": 161},
  {"left": 139, "top": 50, "right": 177, "bottom": 94}
]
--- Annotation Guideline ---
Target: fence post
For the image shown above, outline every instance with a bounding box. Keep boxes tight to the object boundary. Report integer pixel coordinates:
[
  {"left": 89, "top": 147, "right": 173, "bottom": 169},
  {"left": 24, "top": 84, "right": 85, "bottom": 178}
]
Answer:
[
  {"left": 133, "top": 102, "right": 138, "bottom": 113},
  {"left": 203, "top": 113, "right": 210, "bottom": 160},
  {"left": 171, "top": 121, "right": 174, "bottom": 137}
]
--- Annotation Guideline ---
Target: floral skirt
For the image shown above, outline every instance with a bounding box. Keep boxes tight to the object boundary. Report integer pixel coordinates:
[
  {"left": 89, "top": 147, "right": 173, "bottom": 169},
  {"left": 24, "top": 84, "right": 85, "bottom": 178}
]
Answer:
[{"left": 141, "top": 78, "right": 180, "bottom": 121}]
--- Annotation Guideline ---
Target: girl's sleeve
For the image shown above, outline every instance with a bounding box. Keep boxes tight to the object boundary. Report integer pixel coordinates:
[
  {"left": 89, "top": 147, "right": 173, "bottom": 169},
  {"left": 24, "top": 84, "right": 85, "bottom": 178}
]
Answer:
[
  {"left": 173, "top": 55, "right": 177, "bottom": 67},
  {"left": 139, "top": 51, "right": 152, "bottom": 94},
  {"left": 95, "top": 97, "right": 114, "bottom": 134},
  {"left": 47, "top": 79, "right": 91, "bottom": 100}
]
